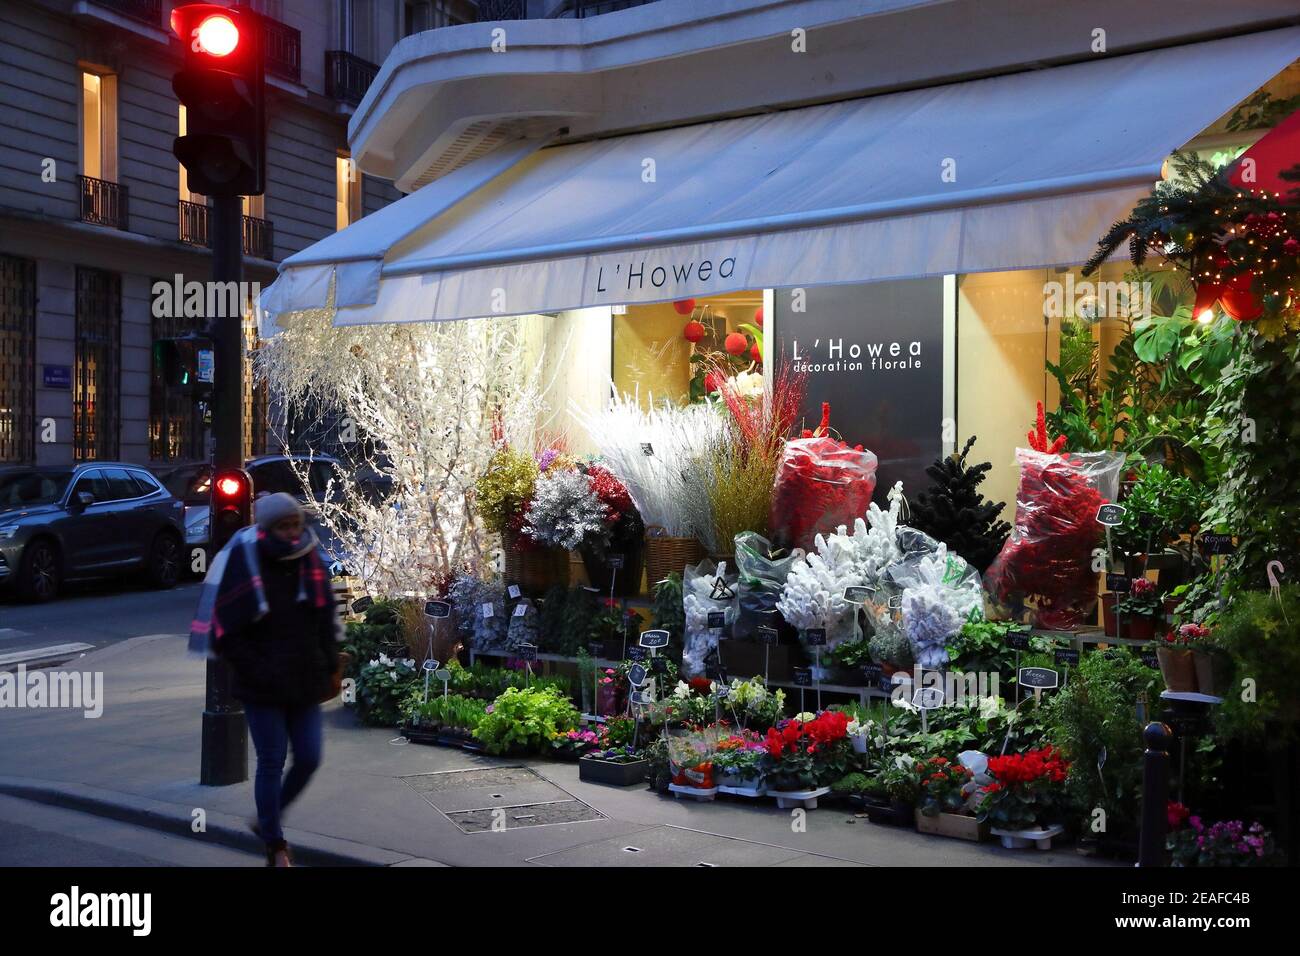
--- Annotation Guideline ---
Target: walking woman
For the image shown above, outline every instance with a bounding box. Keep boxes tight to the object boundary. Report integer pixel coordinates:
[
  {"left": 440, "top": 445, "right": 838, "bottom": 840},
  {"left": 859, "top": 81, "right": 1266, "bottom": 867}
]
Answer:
[{"left": 190, "top": 492, "right": 341, "bottom": 866}]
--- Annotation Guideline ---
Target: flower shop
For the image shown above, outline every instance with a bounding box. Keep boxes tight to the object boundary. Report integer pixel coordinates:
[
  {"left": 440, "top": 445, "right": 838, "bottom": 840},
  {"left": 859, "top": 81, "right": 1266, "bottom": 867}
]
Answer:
[{"left": 256, "top": 47, "right": 1300, "bottom": 866}]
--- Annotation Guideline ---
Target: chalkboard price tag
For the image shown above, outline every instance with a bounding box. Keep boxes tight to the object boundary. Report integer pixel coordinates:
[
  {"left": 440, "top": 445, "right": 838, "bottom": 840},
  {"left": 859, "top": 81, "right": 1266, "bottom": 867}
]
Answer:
[
  {"left": 715, "top": 684, "right": 730, "bottom": 700},
  {"left": 588, "top": 641, "right": 605, "bottom": 657},
  {"left": 628, "top": 663, "right": 647, "bottom": 687},
  {"left": 351, "top": 595, "right": 374, "bottom": 614},
  {"left": 804, "top": 627, "right": 827, "bottom": 647},
  {"left": 1200, "top": 533, "right": 1235, "bottom": 555},
  {"left": 507, "top": 584, "right": 522, "bottom": 599},
  {"left": 1054, "top": 647, "right": 1080, "bottom": 666},
  {"left": 630, "top": 689, "right": 654, "bottom": 706},
  {"left": 878, "top": 673, "right": 895, "bottom": 693},
  {"left": 756, "top": 625, "right": 779, "bottom": 645},
  {"left": 1096, "top": 503, "right": 1126, "bottom": 527},
  {"left": 1018, "top": 666, "right": 1059, "bottom": 690},
  {"left": 627, "top": 646, "right": 647, "bottom": 662},
  {"left": 707, "top": 610, "right": 727, "bottom": 630},
  {"left": 434, "top": 669, "right": 452, "bottom": 681},
  {"left": 425, "top": 599, "right": 451, "bottom": 618},
  {"left": 792, "top": 667, "right": 813, "bottom": 687},
  {"left": 639, "top": 629, "right": 670, "bottom": 648},
  {"left": 843, "top": 586, "right": 872, "bottom": 604},
  {"left": 516, "top": 643, "right": 538, "bottom": 662},
  {"left": 422, "top": 659, "right": 440, "bottom": 672},
  {"left": 1105, "top": 573, "right": 1130, "bottom": 593},
  {"left": 1005, "top": 631, "right": 1031, "bottom": 651},
  {"left": 608, "top": 554, "right": 625, "bottom": 570},
  {"left": 912, "top": 686, "right": 944, "bottom": 710},
  {"left": 861, "top": 663, "right": 883, "bottom": 684},
  {"left": 1140, "top": 650, "right": 1160, "bottom": 668}
]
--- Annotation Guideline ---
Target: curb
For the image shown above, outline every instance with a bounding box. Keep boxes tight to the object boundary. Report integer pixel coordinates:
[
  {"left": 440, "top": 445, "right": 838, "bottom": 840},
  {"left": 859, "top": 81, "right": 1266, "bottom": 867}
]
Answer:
[{"left": 0, "top": 776, "right": 448, "bottom": 868}]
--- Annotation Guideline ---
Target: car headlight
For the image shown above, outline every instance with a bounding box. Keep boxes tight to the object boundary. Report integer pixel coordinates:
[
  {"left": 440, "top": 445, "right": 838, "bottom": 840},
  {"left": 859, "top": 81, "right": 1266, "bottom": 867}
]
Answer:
[{"left": 0, "top": 524, "right": 20, "bottom": 540}]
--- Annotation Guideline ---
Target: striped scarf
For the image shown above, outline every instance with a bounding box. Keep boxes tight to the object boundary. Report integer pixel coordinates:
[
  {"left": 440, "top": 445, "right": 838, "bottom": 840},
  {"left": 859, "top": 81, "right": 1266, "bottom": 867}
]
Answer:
[{"left": 189, "top": 525, "right": 331, "bottom": 656}]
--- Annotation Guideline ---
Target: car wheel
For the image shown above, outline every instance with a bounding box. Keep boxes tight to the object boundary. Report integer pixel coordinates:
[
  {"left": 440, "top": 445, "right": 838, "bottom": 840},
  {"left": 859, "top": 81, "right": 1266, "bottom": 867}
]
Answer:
[
  {"left": 147, "top": 531, "right": 182, "bottom": 590},
  {"left": 18, "top": 538, "right": 61, "bottom": 603}
]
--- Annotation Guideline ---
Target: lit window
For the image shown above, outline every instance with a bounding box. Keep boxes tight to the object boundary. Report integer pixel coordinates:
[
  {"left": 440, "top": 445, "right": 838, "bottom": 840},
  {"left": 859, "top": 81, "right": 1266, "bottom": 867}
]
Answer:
[
  {"left": 80, "top": 70, "right": 118, "bottom": 182},
  {"left": 336, "top": 154, "right": 362, "bottom": 229}
]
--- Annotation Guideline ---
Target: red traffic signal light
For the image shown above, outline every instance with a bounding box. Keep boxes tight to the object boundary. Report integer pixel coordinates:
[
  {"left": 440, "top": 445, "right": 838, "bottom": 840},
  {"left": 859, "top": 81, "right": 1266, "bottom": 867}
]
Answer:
[
  {"left": 211, "top": 467, "right": 253, "bottom": 550},
  {"left": 172, "top": 4, "right": 264, "bottom": 196}
]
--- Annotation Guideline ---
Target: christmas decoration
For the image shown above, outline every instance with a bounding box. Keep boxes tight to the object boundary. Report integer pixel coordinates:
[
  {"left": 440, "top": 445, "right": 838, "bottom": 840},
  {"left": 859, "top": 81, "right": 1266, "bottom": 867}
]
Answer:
[
  {"left": 909, "top": 436, "right": 1011, "bottom": 573},
  {"left": 524, "top": 468, "right": 609, "bottom": 551},
  {"left": 753, "top": 305, "right": 764, "bottom": 327},
  {"left": 724, "top": 331, "right": 749, "bottom": 355},
  {"left": 683, "top": 320, "right": 705, "bottom": 343},
  {"left": 673, "top": 298, "right": 697, "bottom": 315}
]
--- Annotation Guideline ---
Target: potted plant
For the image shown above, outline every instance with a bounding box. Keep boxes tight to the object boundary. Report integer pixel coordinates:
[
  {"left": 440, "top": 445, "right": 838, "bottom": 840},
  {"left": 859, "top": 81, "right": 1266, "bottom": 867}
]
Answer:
[
  {"left": 472, "top": 685, "right": 580, "bottom": 756},
  {"left": 1153, "top": 625, "right": 1198, "bottom": 693},
  {"left": 976, "top": 745, "right": 1071, "bottom": 848},
  {"left": 666, "top": 725, "right": 722, "bottom": 799},
  {"left": 914, "top": 756, "right": 986, "bottom": 841},
  {"left": 714, "top": 730, "right": 767, "bottom": 793},
  {"left": 826, "top": 635, "right": 872, "bottom": 685},
  {"left": 717, "top": 676, "right": 786, "bottom": 732},
  {"left": 760, "top": 710, "right": 852, "bottom": 808},
  {"left": 579, "top": 745, "right": 650, "bottom": 786},
  {"left": 476, "top": 446, "right": 569, "bottom": 596},
  {"left": 861, "top": 761, "right": 919, "bottom": 827},
  {"left": 1113, "top": 577, "right": 1162, "bottom": 642},
  {"left": 1166, "top": 805, "right": 1279, "bottom": 866},
  {"left": 552, "top": 728, "right": 601, "bottom": 761}
]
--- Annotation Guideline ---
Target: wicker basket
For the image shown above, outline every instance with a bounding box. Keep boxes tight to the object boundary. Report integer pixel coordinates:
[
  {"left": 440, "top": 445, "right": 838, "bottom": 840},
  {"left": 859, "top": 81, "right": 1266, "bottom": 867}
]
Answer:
[
  {"left": 503, "top": 532, "right": 569, "bottom": 597},
  {"left": 644, "top": 527, "right": 706, "bottom": 587}
]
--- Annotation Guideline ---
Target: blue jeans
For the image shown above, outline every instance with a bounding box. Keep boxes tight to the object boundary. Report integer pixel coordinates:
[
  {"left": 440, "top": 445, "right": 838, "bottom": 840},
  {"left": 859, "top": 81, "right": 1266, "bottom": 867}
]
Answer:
[{"left": 244, "top": 702, "right": 322, "bottom": 846}]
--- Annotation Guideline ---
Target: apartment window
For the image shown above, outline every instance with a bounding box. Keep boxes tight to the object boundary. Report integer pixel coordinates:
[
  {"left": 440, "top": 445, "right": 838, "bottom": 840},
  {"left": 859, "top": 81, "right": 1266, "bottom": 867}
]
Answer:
[
  {"left": 149, "top": 280, "right": 203, "bottom": 462},
  {"left": 336, "top": 154, "right": 362, "bottom": 229},
  {"left": 404, "top": 1, "right": 474, "bottom": 35},
  {"left": 244, "top": 308, "right": 268, "bottom": 459},
  {"left": 75, "top": 268, "right": 121, "bottom": 461},
  {"left": 80, "top": 69, "right": 118, "bottom": 183},
  {"left": 0, "top": 256, "right": 36, "bottom": 463},
  {"left": 338, "top": 0, "right": 377, "bottom": 61},
  {"left": 177, "top": 106, "right": 203, "bottom": 204}
]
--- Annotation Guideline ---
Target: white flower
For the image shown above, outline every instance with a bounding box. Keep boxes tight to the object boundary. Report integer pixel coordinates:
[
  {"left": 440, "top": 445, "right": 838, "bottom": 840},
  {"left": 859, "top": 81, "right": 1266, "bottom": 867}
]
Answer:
[
  {"left": 673, "top": 680, "right": 691, "bottom": 700},
  {"left": 731, "top": 370, "right": 764, "bottom": 400}
]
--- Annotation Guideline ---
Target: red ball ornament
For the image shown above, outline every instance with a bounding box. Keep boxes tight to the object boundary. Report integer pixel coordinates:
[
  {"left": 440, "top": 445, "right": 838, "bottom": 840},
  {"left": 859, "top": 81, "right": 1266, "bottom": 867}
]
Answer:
[
  {"left": 724, "top": 331, "right": 748, "bottom": 356},
  {"left": 672, "top": 298, "right": 696, "bottom": 315},
  {"left": 750, "top": 344, "right": 762, "bottom": 363},
  {"left": 754, "top": 306, "right": 764, "bottom": 327},
  {"left": 683, "top": 320, "right": 705, "bottom": 343},
  {"left": 1221, "top": 274, "right": 1263, "bottom": 322},
  {"left": 704, "top": 371, "right": 725, "bottom": 393}
]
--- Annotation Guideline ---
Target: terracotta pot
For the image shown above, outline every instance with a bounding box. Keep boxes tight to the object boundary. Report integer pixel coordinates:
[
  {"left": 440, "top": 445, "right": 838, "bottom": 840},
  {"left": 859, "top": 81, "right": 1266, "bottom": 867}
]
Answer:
[
  {"left": 1117, "top": 615, "right": 1156, "bottom": 643},
  {"left": 1158, "top": 647, "right": 1197, "bottom": 693},
  {"left": 1101, "top": 593, "right": 1118, "bottom": 637},
  {"left": 1193, "top": 651, "right": 1222, "bottom": 697}
]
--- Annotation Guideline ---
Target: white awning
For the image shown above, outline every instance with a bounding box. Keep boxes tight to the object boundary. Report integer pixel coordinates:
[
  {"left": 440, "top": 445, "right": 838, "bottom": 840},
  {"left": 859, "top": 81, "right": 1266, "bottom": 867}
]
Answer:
[{"left": 261, "top": 26, "right": 1300, "bottom": 330}]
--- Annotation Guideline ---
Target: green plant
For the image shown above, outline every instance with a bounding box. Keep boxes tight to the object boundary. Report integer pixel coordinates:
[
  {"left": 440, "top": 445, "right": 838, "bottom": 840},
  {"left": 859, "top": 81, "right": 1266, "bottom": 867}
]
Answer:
[
  {"left": 651, "top": 572, "right": 685, "bottom": 643},
  {"left": 946, "top": 620, "right": 1029, "bottom": 675},
  {"left": 828, "top": 635, "right": 873, "bottom": 669},
  {"left": 831, "top": 771, "right": 871, "bottom": 795},
  {"left": 474, "top": 447, "right": 538, "bottom": 536},
  {"left": 868, "top": 630, "right": 913, "bottom": 670},
  {"left": 1212, "top": 586, "right": 1300, "bottom": 741},
  {"left": 354, "top": 653, "right": 420, "bottom": 727},
  {"left": 880, "top": 759, "right": 922, "bottom": 804},
  {"left": 402, "top": 691, "right": 488, "bottom": 730},
  {"left": 1225, "top": 89, "right": 1300, "bottom": 132},
  {"left": 1043, "top": 647, "right": 1163, "bottom": 833},
  {"left": 472, "top": 685, "right": 581, "bottom": 755},
  {"left": 1113, "top": 462, "right": 1208, "bottom": 558}
]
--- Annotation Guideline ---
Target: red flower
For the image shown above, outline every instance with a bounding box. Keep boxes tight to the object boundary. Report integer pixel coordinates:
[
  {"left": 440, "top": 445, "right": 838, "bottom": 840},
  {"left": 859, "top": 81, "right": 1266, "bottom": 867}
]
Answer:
[
  {"left": 688, "top": 676, "right": 714, "bottom": 697},
  {"left": 1167, "top": 801, "right": 1191, "bottom": 831}
]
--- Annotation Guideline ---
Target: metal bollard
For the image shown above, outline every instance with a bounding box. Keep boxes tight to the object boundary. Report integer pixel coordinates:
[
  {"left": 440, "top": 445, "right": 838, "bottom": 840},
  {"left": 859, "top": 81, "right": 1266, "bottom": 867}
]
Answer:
[{"left": 1137, "top": 721, "right": 1172, "bottom": 867}]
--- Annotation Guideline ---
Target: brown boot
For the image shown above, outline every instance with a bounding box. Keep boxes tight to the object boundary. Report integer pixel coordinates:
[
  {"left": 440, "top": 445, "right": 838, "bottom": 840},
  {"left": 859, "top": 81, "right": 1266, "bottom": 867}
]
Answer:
[{"left": 265, "top": 839, "right": 292, "bottom": 867}]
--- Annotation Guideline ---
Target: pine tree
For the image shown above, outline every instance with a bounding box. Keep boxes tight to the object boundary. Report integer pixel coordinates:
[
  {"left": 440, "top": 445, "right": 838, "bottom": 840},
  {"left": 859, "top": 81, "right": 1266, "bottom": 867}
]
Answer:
[{"left": 910, "top": 436, "right": 1011, "bottom": 573}]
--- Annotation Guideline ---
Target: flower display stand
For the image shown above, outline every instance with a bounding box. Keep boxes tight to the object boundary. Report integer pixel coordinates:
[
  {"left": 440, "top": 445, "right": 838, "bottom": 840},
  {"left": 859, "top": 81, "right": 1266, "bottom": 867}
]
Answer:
[
  {"left": 916, "top": 811, "right": 988, "bottom": 842},
  {"left": 769, "top": 787, "right": 830, "bottom": 810},
  {"left": 990, "top": 823, "right": 1065, "bottom": 850},
  {"left": 669, "top": 783, "right": 719, "bottom": 802},
  {"left": 717, "top": 782, "right": 766, "bottom": 798}
]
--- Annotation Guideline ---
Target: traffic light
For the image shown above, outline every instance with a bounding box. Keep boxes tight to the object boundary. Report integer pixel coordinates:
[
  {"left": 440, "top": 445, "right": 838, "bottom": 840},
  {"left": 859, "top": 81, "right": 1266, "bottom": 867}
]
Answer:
[
  {"left": 172, "top": 4, "right": 265, "bottom": 196},
  {"left": 152, "top": 333, "right": 215, "bottom": 394},
  {"left": 211, "top": 467, "right": 253, "bottom": 550}
]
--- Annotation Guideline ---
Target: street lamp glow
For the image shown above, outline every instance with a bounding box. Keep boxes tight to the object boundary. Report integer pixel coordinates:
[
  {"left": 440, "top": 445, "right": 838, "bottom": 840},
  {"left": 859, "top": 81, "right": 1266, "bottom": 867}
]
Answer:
[{"left": 196, "top": 15, "right": 239, "bottom": 56}]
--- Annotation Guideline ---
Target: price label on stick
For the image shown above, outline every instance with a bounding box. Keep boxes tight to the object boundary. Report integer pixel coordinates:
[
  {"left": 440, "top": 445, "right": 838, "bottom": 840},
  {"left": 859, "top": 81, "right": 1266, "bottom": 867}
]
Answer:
[
  {"left": 861, "top": 663, "right": 883, "bottom": 684},
  {"left": 792, "top": 667, "right": 813, "bottom": 687},
  {"left": 1096, "top": 503, "right": 1126, "bottom": 527},
  {"left": 588, "top": 642, "right": 604, "bottom": 657},
  {"left": 516, "top": 643, "right": 538, "bottom": 662},
  {"left": 1018, "top": 666, "right": 1059, "bottom": 690},
  {"left": 422, "top": 659, "right": 439, "bottom": 672},
  {"left": 507, "top": 584, "right": 521, "bottom": 599},
  {"left": 608, "top": 554, "right": 625, "bottom": 570},
  {"left": 715, "top": 685, "right": 730, "bottom": 700},
  {"left": 351, "top": 595, "right": 373, "bottom": 614},
  {"left": 630, "top": 689, "right": 653, "bottom": 707},
  {"left": 434, "top": 669, "right": 451, "bottom": 682},
  {"left": 1200, "top": 533, "right": 1235, "bottom": 555},
  {"left": 627, "top": 646, "right": 647, "bottom": 662},
  {"left": 628, "top": 663, "right": 647, "bottom": 687},
  {"left": 1140, "top": 650, "right": 1160, "bottom": 669},
  {"left": 756, "top": 626, "right": 779, "bottom": 645},
  {"left": 843, "top": 586, "right": 871, "bottom": 604},
  {"left": 425, "top": 599, "right": 451, "bottom": 618},
  {"left": 512, "top": 603, "right": 528, "bottom": 618},
  {"left": 707, "top": 610, "right": 727, "bottom": 630},
  {"left": 1105, "top": 573, "right": 1130, "bottom": 593},
  {"left": 1054, "top": 647, "right": 1080, "bottom": 667},
  {"left": 1005, "top": 631, "right": 1030, "bottom": 651},
  {"left": 639, "top": 629, "right": 670, "bottom": 649},
  {"left": 804, "top": 627, "right": 827, "bottom": 647}
]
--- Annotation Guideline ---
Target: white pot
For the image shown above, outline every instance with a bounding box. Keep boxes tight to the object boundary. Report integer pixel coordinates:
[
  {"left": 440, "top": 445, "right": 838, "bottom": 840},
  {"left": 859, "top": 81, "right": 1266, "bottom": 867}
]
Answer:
[{"left": 851, "top": 735, "right": 868, "bottom": 754}]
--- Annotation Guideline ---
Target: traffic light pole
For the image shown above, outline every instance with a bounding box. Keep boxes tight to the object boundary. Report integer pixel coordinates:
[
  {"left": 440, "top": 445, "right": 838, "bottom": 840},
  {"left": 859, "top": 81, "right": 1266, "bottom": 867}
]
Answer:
[{"left": 201, "top": 190, "right": 248, "bottom": 786}]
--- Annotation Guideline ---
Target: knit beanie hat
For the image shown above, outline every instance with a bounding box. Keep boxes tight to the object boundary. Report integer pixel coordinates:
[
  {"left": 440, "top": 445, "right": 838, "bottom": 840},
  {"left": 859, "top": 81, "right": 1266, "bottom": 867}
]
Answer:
[{"left": 255, "top": 492, "right": 303, "bottom": 530}]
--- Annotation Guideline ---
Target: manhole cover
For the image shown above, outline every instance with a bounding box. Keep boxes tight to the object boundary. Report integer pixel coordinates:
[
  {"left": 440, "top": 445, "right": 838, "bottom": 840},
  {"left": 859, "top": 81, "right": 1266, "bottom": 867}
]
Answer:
[{"left": 401, "top": 766, "right": 605, "bottom": 833}]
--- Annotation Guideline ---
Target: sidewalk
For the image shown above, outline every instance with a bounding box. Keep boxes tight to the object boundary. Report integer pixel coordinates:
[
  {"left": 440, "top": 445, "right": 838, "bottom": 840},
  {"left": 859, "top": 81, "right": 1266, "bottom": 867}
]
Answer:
[{"left": 0, "top": 635, "right": 1114, "bottom": 867}]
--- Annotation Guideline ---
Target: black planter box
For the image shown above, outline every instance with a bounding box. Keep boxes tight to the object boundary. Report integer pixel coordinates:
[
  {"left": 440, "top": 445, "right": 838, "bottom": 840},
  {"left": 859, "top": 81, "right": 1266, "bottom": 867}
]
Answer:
[
  {"left": 579, "top": 756, "right": 649, "bottom": 787},
  {"left": 401, "top": 721, "right": 441, "bottom": 745},
  {"left": 861, "top": 795, "right": 916, "bottom": 827}
]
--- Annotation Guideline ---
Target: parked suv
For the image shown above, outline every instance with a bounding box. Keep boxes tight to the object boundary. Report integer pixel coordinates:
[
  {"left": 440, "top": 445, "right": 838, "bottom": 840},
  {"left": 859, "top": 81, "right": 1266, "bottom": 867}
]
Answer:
[{"left": 0, "top": 463, "right": 187, "bottom": 602}]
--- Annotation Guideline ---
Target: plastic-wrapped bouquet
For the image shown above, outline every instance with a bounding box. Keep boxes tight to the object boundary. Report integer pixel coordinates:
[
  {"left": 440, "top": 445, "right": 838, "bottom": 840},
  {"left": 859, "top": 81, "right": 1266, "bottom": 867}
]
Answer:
[
  {"left": 733, "top": 531, "right": 799, "bottom": 640},
  {"left": 776, "top": 527, "right": 860, "bottom": 648},
  {"left": 984, "top": 404, "right": 1123, "bottom": 628},
  {"left": 667, "top": 725, "right": 722, "bottom": 790},
  {"left": 682, "top": 558, "right": 738, "bottom": 675},
  {"left": 894, "top": 543, "right": 985, "bottom": 670}
]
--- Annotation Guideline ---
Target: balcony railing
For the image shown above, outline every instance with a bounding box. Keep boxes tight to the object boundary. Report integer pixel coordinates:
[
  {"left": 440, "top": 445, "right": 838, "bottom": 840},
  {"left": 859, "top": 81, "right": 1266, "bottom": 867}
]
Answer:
[
  {"left": 79, "top": 175, "right": 128, "bottom": 229},
  {"left": 325, "top": 50, "right": 379, "bottom": 106},
  {"left": 90, "top": 0, "right": 162, "bottom": 27},
  {"left": 547, "top": 0, "right": 657, "bottom": 17},
  {"left": 178, "top": 200, "right": 275, "bottom": 260},
  {"left": 263, "top": 16, "right": 301, "bottom": 83}
]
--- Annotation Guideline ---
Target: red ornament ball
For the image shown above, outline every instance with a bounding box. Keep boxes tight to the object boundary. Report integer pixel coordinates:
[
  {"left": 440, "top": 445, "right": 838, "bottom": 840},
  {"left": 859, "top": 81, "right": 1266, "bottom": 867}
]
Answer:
[
  {"left": 750, "top": 344, "right": 762, "bottom": 363},
  {"left": 672, "top": 298, "right": 696, "bottom": 315},
  {"left": 704, "top": 371, "right": 725, "bottom": 393},
  {"left": 754, "top": 306, "right": 764, "bottom": 327},
  {"left": 683, "top": 320, "right": 705, "bottom": 343},
  {"left": 724, "top": 331, "right": 749, "bottom": 355}
]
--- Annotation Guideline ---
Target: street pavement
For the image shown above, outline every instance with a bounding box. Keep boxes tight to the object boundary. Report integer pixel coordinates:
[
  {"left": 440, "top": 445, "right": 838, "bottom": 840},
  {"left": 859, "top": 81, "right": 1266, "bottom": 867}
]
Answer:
[{"left": 0, "top": 587, "right": 1118, "bottom": 867}]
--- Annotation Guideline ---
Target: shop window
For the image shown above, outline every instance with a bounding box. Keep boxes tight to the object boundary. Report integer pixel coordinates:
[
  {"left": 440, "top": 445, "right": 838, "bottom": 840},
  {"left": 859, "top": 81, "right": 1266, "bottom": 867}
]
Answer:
[
  {"left": 74, "top": 267, "right": 121, "bottom": 461},
  {"left": 149, "top": 278, "right": 204, "bottom": 462},
  {"left": 0, "top": 255, "right": 36, "bottom": 463},
  {"left": 336, "top": 154, "right": 362, "bottom": 230}
]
